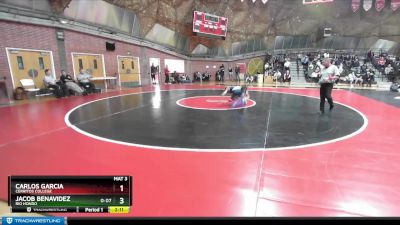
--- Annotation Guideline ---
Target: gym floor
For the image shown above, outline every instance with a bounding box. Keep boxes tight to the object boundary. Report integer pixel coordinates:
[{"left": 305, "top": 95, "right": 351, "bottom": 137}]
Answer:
[{"left": 0, "top": 83, "right": 399, "bottom": 217}]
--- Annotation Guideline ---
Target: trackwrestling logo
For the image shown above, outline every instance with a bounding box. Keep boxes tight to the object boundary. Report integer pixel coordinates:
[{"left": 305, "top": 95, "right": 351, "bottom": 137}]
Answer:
[{"left": 2, "top": 217, "right": 64, "bottom": 225}]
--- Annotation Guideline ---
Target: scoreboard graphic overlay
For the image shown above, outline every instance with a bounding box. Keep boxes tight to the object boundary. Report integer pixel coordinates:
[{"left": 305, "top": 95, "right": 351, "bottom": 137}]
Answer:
[
  {"left": 8, "top": 176, "right": 132, "bottom": 214},
  {"left": 193, "top": 11, "right": 228, "bottom": 37}
]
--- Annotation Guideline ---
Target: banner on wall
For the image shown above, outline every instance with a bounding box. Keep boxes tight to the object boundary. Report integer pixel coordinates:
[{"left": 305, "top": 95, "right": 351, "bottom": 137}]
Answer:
[
  {"left": 375, "top": 0, "right": 385, "bottom": 11},
  {"left": 351, "top": 0, "right": 360, "bottom": 12},
  {"left": 164, "top": 59, "right": 185, "bottom": 73},
  {"left": 391, "top": 0, "right": 400, "bottom": 11},
  {"left": 363, "top": 0, "right": 372, "bottom": 11}
]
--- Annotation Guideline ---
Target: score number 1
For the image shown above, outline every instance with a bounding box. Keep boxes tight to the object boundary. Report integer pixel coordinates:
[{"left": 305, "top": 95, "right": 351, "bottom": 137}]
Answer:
[{"left": 120, "top": 185, "right": 124, "bottom": 205}]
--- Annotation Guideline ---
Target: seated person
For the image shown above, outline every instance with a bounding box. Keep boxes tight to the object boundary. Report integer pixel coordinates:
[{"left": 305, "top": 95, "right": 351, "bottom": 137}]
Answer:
[
  {"left": 273, "top": 70, "right": 281, "bottom": 82},
  {"left": 60, "top": 70, "right": 87, "bottom": 96},
  {"left": 178, "top": 73, "right": 191, "bottom": 83},
  {"left": 245, "top": 74, "right": 254, "bottom": 84},
  {"left": 170, "top": 71, "right": 178, "bottom": 83},
  {"left": 368, "top": 69, "right": 375, "bottom": 82},
  {"left": 202, "top": 72, "right": 211, "bottom": 81},
  {"left": 342, "top": 72, "right": 356, "bottom": 87},
  {"left": 215, "top": 69, "right": 221, "bottom": 82},
  {"left": 390, "top": 79, "right": 399, "bottom": 92},
  {"left": 43, "top": 69, "right": 65, "bottom": 98},
  {"left": 283, "top": 70, "right": 291, "bottom": 84},
  {"left": 363, "top": 71, "right": 375, "bottom": 87},
  {"left": 284, "top": 60, "right": 291, "bottom": 73},
  {"left": 308, "top": 63, "right": 314, "bottom": 72},
  {"left": 310, "top": 67, "right": 321, "bottom": 83},
  {"left": 354, "top": 73, "right": 363, "bottom": 85},
  {"left": 77, "top": 69, "right": 95, "bottom": 93},
  {"left": 221, "top": 85, "right": 250, "bottom": 108},
  {"left": 193, "top": 71, "right": 201, "bottom": 81},
  {"left": 360, "top": 64, "right": 368, "bottom": 74}
]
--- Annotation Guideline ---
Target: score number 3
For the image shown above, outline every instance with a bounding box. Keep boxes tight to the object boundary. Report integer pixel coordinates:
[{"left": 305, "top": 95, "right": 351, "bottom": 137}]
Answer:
[{"left": 120, "top": 185, "right": 124, "bottom": 204}]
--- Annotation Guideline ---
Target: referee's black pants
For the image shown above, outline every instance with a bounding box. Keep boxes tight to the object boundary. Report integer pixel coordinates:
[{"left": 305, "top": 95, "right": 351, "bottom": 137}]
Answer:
[{"left": 320, "top": 83, "right": 334, "bottom": 112}]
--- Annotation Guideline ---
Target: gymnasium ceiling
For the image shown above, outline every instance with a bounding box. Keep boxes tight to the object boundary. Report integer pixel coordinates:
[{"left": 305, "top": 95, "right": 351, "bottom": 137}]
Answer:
[{"left": 24, "top": 0, "right": 400, "bottom": 53}]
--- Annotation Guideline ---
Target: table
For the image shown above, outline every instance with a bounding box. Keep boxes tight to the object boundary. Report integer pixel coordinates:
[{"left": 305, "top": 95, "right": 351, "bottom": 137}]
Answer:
[
  {"left": 90, "top": 77, "right": 118, "bottom": 90},
  {"left": 264, "top": 76, "right": 274, "bottom": 84},
  {"left": 257, "top": 74, "right": 264, "bottom": 84}
]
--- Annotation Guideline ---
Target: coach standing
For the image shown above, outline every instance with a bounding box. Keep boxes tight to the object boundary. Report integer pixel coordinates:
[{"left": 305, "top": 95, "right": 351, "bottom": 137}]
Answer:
[{"left": 318, "top": 58, "right": 339, "bottom": 114}]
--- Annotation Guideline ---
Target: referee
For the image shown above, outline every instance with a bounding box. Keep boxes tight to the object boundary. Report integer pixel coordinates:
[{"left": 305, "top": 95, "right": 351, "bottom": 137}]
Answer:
[{"left": 318, "top": 58, "right": 339, "bottom": 114}]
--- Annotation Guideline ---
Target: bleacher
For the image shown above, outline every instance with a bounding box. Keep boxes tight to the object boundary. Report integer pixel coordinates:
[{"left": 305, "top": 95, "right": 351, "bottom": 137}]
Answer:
[{"left": 255, "top": 52, "right": 398, "bottom": 90}]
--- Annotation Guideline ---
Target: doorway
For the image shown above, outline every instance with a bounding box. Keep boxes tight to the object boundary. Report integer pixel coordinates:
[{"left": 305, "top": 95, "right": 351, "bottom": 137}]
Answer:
[
  {"left": 118, "top": 56, "right": 140, "bottom": 87},
  {"left": 6, "top": 48, "right": 55, "bottom": 89},
  {"left": 149, "top": 58, "right": 160, "bottom": 85}
]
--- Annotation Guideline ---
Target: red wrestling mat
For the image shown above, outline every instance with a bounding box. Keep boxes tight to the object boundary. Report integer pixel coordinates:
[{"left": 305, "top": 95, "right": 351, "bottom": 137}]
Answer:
[{"left": 1, "top": 85, "right": 400, "bottom": 217}]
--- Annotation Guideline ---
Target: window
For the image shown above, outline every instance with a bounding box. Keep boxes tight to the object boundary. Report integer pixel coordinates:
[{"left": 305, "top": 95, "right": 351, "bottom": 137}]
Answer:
[
  {"left": 131, "top": 61, "right": 134, "bottom": 69},
  {"left": 78, "top": 59, "right": 83, "bottom": 70},
  {"left": 121, "top": 61, "right": 125, "bottom": 69},
  {"left": 93, "top": 59, "right": 98, "bottom": 69},
  {"left": 38, "top": 57, "right": 45, "bottom": 70},
  {"left": 164, "top": 59, "right": 185, "bottom": 73},
  {"left": 17, "top": 56, "right": 24, "bottom": 70}
]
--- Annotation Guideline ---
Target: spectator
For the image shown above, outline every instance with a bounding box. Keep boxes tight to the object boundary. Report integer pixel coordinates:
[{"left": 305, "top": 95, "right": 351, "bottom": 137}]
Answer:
[
  {"left": 60, "top": 70, "right": 87, "bottom": 96},
  {"left": 245, "top": 74, "right": 254, "bottom": 84},
  {"left": 368, "top": 69, "right": 375, "bottom": 84},
  {"left": 43, "top": 69, "right": 64, "bottom": 98},
  {"left": 378, "top": 57, "right": 386, "bottom": 71},
  {"left": 354, "top": 72, "right": 363, "bottom": 86},
  {"left": 150, "top": 63, "right": 157, "bottom": 84},
  {"left": 77, "top": 69, "right": 96, "bottom": 93},
  {"left": 164, "top": 65, "right": 170, "bottom": 84},
  {"left": 347, "top": 71, "right": 356, "bottom": 88},
  {"left": 273, "top": 70, "right": 282, "bottom": 82},
  {"left": 385, "top": 64, "right": 393, "bottom": 77},
  {"left": 390, "top": 78, "right": 399, "bottom": 92},
  {"left": 235, "top": 65, "right": 241, "bottom": 82},
  {"left": 178, "top": 73, "right": 191, "bottom": 83},
  {"left": 283, "top": 70, "right": 291, "bottom": 85},
  {"left": 170, "top": 71, "right": 178, "bottom": 83},
  {"left": 310, "top": 67, "right": 321, "bottom": 83},
  {"left": 228, "top": 67, "right": 233, "bottom": 81},
  {"left": 352, "top": 58, "right": 360, "bottom": 69},
  {"left": 308, "top": 63, "right": 314, "bottom": 72},
  {"left": 284, "top": 60, "right": 291, "bottom": 72},
  {"left": 360, "top": 63, "right": 368, "bottom": 74},
  {"left": 264, "top": 62, "right": 270, "bottom": 76},
  {"left": 367, "top": 50, "right": 372, "bottom": 62}
]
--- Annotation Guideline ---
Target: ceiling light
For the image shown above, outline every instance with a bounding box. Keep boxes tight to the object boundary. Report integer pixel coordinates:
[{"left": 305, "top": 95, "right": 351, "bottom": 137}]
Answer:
[{"left": 59, "top": 19, "right": 68, "bottom": 24}]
